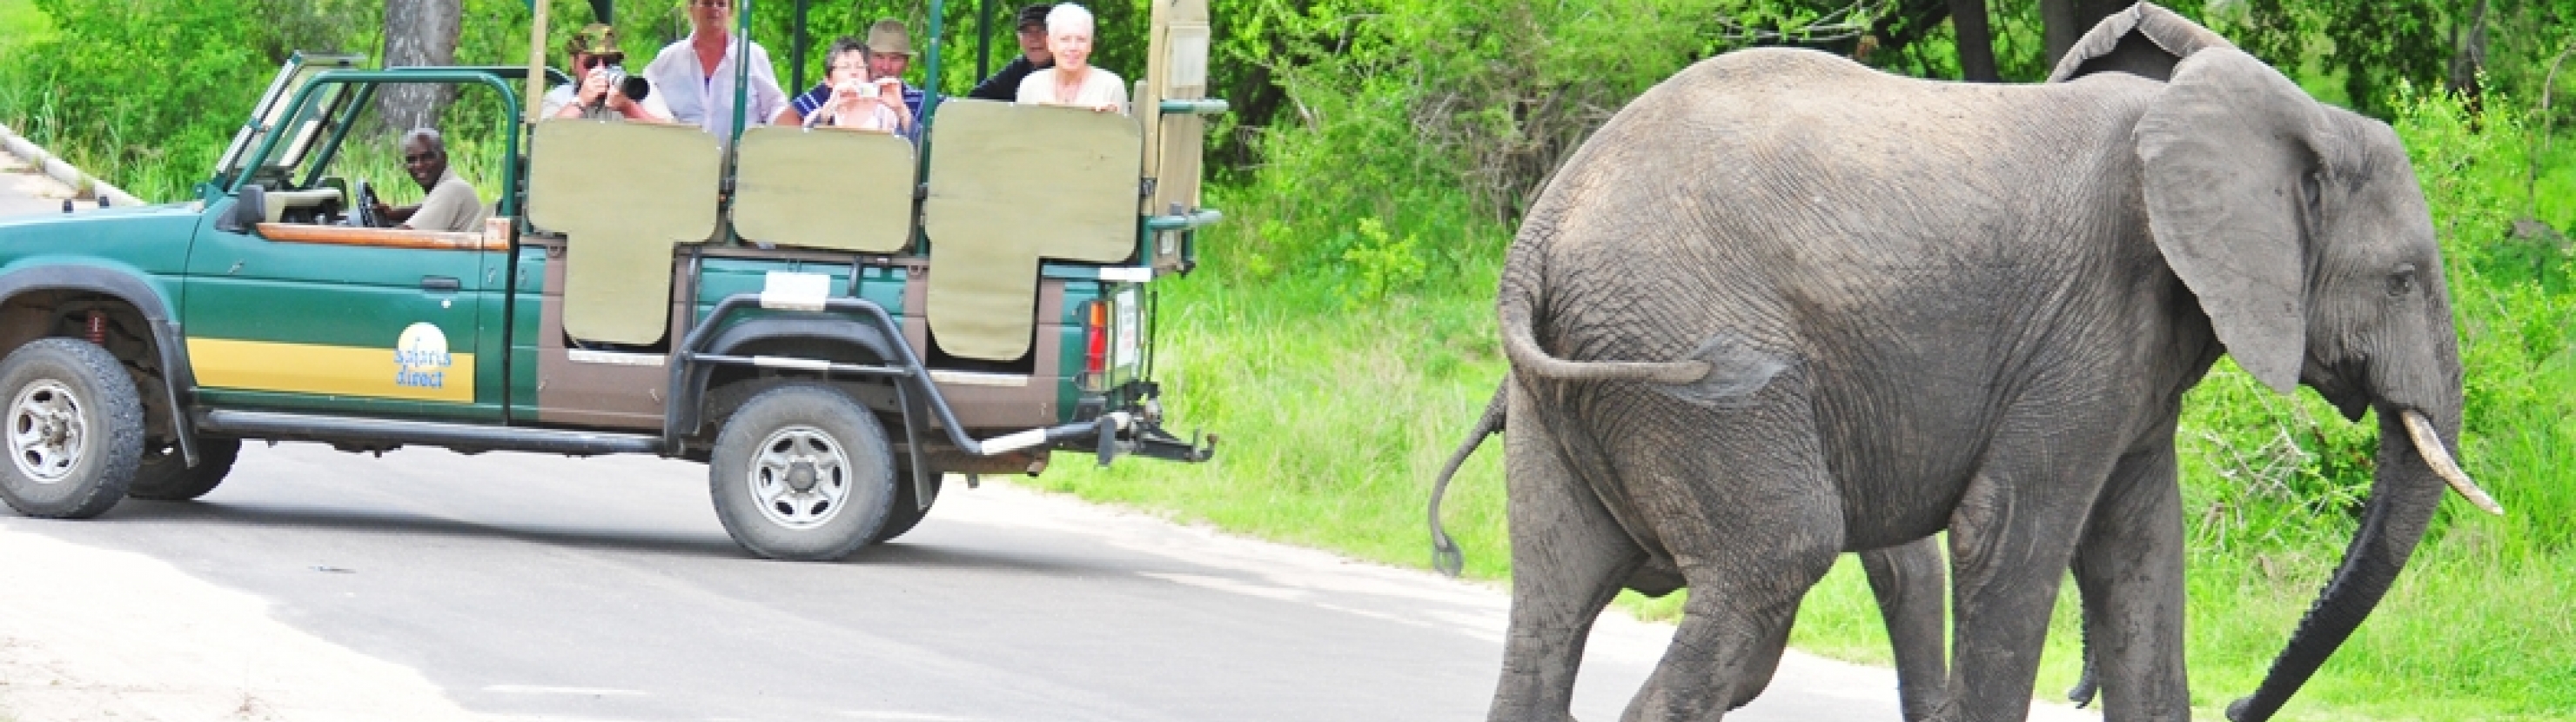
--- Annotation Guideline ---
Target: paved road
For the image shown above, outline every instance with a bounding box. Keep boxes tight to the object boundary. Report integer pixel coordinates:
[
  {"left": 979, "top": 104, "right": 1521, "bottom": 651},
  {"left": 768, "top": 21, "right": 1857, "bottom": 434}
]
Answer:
[
  {"left": 5, "top": 445, "right": 1962, "bottom": 722},
  {"left": 0, "top": 147, "right": 2096, "bottom": 722}
]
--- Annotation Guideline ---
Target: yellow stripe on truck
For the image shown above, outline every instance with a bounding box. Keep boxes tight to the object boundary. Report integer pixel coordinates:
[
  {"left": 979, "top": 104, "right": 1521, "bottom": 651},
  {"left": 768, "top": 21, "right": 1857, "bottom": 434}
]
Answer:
[{"left": 186, "top": 338, "right": 475, "bottom": 404}]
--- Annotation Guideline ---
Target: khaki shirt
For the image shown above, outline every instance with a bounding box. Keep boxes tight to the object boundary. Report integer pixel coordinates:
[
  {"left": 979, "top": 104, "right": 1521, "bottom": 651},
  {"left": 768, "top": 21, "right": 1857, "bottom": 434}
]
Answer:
[{"left": 407, "top": 171, "right": 487, "bottom": 232}]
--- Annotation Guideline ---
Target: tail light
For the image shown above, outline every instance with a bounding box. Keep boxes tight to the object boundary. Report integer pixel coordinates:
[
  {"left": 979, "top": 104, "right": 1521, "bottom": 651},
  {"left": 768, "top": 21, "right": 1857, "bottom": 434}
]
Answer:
[{"left": 1082, "top": 300, "right": 1110, "bottom": 391}]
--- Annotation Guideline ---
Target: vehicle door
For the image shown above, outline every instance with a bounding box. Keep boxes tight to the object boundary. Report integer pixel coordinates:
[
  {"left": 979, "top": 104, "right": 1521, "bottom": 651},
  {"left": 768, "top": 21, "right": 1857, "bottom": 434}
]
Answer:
[{"left": 182, "top": 75, "right": 504, "bottom": 421}]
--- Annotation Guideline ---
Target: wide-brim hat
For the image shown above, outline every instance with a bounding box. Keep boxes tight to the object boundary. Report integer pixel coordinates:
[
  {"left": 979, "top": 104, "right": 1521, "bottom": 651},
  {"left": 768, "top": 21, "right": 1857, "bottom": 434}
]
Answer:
[
  {"left": 569, "top": 23, "right": 623, "bottom": 60},
  {"left": 865, "top": 19, "right": 913, "bottom": 56}
]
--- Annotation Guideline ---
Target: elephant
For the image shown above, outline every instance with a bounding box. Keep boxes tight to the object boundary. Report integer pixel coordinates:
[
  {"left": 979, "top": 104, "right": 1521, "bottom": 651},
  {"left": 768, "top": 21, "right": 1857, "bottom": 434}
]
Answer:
[
  {"left": 1431, "top": 384, "right": 1954, "bottom": 721},
  {"left": 1430, "top": 6, "right": 2244, "bottom": 719},
  {"left": 1459, "top": 3, "right": 2499, "bottom": 721}
]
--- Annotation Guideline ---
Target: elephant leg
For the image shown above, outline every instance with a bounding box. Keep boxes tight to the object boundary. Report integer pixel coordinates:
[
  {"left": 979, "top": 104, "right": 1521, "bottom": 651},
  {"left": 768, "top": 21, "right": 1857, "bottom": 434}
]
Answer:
[
  {"left": 1490, "top": 390, "right": 1648, "bottom": 722},
  {"left": 1618, "top": 380, "right": 1842, "bottom": 722},
  {"left": 1862, "top": 538, "right": 1949, "bottom": 722},
  {"left": 2070, "top": 442, "right": 2190, "bottom": 721},
  {"left": 1721, "top": 600, "right": 1798, "bottom": 712},
  {"left": 1935, "top": 421, "right": 2120, "bottom": 722}
]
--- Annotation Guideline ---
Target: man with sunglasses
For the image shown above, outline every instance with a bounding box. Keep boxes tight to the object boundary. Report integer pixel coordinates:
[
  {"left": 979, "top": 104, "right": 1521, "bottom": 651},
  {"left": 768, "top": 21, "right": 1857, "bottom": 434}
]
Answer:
[
  {"left": 642, "top": 0, "right": 790, "bottom": 140},
  {"left": 543, "top": 24, "right": 668, "bottom": 121},
  {"left": 369, "top": 129, "right": 486, "bottom": 233}
]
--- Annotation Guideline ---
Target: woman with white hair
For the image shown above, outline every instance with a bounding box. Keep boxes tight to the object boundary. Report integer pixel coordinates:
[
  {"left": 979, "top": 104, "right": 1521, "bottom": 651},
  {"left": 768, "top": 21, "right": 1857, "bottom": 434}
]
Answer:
[{"left": 1014, "top": 3, "right": 1124, "bottom": 113}]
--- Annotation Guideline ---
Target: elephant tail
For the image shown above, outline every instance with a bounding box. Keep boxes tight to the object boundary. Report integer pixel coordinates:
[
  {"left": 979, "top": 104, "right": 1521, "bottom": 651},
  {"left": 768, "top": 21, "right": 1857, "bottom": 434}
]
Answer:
[
  {"left": 1495, "top": 246, "right": 1711, "bottom": 386},
  {"left": 1497, "top": 248, "right": 1788, "bottom": 402},
  {"left": 1429, "top": 382, "right": 1508, "bottom": 577}
]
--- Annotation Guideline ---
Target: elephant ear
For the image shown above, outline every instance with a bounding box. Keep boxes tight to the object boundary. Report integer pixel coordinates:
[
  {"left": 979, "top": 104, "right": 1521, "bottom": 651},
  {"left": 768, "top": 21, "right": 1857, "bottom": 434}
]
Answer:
[
  {"left": 2137, "top": 48, "right": 2332, "bottom": 395},
  {"left": 2046, "top": 2, "right": 2236, "bottom": 84}
]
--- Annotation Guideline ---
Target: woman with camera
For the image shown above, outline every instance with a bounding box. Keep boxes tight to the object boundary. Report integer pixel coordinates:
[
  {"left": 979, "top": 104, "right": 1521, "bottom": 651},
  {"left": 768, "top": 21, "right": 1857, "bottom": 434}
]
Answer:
[{"left": 774, "top": 37, "right": 909, "bottom": 136}]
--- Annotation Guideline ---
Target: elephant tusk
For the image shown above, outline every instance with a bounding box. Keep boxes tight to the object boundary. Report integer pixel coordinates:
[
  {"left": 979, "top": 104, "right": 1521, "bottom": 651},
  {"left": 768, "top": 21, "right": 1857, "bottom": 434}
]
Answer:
[{"left": 2402, "top": 410, "right": 2504, "bottom": 516}]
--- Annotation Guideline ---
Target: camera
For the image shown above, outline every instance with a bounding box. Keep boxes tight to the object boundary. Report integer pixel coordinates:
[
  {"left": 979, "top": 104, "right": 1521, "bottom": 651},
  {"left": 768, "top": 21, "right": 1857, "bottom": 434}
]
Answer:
[{"left": 595, "top": 64, "right": 652, "bottom": 105}]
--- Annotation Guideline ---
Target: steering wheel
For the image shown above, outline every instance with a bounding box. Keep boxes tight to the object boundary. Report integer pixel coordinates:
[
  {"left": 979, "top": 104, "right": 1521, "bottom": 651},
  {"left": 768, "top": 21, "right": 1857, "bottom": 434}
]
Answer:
[{"left": 352, "top": 179, "right": 383, "bottom": 229}]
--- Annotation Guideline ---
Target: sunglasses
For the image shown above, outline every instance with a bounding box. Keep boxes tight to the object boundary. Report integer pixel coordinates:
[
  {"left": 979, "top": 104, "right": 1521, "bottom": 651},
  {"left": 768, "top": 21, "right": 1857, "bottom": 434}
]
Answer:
[{"left": 579, "top": 54, "right": 624, "bottom": 70}]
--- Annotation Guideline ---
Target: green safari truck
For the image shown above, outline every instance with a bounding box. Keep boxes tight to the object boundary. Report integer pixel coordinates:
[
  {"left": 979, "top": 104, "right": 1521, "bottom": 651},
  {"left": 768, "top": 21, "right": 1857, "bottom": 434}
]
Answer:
[{"left": 0, "top": 0, "right": 1222, "bottom": 559}]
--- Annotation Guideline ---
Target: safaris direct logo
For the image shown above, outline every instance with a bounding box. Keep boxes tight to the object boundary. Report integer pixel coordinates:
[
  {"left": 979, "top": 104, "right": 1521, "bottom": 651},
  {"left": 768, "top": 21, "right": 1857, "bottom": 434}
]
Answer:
[{"left": 394, "top": 323, "right": 453, "bottom": 389}]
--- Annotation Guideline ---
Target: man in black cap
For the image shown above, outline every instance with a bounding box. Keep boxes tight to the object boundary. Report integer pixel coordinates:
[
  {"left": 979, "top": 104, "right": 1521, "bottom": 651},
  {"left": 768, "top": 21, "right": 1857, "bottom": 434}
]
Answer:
[{"left": 967, "top": 3, "right": 1056, "bottom": 101}]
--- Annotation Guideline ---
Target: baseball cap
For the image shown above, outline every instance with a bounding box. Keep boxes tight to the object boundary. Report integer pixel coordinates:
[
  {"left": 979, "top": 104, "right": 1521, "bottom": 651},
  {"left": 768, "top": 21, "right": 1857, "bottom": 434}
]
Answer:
[{"left": 1016, "top": 3, "right": 1051, "bottom": 31}]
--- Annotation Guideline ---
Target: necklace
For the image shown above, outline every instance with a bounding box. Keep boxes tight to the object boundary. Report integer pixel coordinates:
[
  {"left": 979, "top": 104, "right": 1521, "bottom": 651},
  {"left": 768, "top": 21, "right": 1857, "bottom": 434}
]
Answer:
[{"left": 1055, "top": 69, "right": 1083, "bottom": 104}]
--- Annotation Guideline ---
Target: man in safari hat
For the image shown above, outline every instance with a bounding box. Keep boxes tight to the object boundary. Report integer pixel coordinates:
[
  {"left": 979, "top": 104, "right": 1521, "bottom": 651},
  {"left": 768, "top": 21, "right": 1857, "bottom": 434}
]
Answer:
[
  {"left": 862, "top": 19, "right": 927, "bottom": 122},
  {"left": 543, "top": 23, "right": 668, "bottom": 121}
]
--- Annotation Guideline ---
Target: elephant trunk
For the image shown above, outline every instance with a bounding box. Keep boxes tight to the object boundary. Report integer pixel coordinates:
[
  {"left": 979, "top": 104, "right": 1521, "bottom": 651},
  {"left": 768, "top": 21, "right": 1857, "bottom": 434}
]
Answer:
[{"left": 2225, "top": 408, "right": 2462, "bottom": 722}]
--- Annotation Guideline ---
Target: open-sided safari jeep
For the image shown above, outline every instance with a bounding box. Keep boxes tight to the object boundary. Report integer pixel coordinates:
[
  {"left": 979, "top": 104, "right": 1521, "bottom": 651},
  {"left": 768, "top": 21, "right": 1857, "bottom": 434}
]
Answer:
[{"left": 0, "top": 0, "right": 1223, "bottom": 559}]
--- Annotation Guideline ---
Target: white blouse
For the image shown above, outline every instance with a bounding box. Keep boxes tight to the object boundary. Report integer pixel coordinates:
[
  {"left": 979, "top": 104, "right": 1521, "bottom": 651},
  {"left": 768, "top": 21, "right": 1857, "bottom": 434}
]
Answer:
[{"left": 1016, "top": 67, "right": 1128, "bottom": 113}]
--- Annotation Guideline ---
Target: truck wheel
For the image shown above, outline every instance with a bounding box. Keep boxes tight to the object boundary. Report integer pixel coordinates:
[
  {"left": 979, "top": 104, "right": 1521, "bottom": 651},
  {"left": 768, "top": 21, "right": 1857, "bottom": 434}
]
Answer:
[
  {"left": 870, "top": 467, "right": 940, "bottom": 545},
  {"left": 128, "top": 437, "right": 244, "bottom": 501},
  {"left": 0, "top": 338, "right": 144, "bottom": 518},
  {"left": 708, "top": 384, "right": 894, "bottom": 560}
]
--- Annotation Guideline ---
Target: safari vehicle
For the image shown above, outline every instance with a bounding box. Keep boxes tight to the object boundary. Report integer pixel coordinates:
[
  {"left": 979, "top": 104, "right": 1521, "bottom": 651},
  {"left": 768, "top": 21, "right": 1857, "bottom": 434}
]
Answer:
[{"left": 0, "top": 0, "right": 1223, "bottom": 559}]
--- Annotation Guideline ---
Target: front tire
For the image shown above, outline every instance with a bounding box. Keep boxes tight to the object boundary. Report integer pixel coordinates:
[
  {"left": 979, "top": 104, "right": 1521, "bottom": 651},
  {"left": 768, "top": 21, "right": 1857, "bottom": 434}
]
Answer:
[
  {"left": 708, "top": 384, "right": 895, "bottom": 560},
  {"left": 128, "top": 437, "right": 244, "bottom": 501},
  {"left": 0, "top": 338, "right": 144, "bottom": 518}
]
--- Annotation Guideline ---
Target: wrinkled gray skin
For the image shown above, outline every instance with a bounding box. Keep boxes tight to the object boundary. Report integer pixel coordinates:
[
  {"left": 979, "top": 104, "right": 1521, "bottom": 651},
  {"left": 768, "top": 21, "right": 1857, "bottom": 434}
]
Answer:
[
  {"left": 1427, "top": 8, "right": 2244, "bottom": 719},
  {"left": 1472, "top": 6, "right": 2472, "bottom": 721},
  {"left": 1431, "top": 387, "right": 1954, "bottom": 721}
]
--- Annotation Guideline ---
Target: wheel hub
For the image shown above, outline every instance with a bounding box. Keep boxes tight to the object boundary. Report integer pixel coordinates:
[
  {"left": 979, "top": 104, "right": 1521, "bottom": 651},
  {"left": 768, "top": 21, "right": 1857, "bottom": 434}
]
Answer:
[
  {"left": 747, "top": 425, "right": 849, "bottom": 530},
  {"left": 9, "top": 380, "right": 87, "bottom": 485}
]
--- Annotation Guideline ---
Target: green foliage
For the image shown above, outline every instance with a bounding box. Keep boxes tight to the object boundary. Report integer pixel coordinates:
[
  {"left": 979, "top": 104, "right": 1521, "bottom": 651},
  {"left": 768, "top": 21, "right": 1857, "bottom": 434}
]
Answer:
[
  {"left": 1333, "top": 217, "right": 1427, "bottom": 305},
  {"left": 2210, "top": 0, "right": 2452, "bottom": 117}
]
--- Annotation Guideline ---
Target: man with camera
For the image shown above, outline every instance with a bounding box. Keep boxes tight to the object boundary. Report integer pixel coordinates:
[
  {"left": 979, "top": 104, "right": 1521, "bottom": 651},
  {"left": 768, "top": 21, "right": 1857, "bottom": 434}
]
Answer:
[{"left": 542, "top": 23, "right": 669, "bottom": 122}]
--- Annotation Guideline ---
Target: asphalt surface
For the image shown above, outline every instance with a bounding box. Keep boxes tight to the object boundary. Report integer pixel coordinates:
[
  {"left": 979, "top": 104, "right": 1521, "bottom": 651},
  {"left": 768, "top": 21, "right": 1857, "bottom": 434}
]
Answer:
[
  {"left": 0, "top": 146, "right": 2098, "bottom": 722},
  {"left": 8, "top": 445, "right": 1957, "bottom": 722}
]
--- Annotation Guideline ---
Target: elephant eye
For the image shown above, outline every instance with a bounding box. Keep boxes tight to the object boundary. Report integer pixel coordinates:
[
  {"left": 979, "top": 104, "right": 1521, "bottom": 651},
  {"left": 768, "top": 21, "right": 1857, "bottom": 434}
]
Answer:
[{"left": 2387, "top": 264, "right": 2419, "bottom": 297}]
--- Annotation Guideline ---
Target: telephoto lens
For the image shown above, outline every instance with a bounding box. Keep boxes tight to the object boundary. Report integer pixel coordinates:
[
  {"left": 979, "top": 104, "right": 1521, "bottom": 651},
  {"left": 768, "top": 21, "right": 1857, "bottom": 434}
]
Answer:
[{"left": 606, "top": 65, "right": 650, "bottom": 103}]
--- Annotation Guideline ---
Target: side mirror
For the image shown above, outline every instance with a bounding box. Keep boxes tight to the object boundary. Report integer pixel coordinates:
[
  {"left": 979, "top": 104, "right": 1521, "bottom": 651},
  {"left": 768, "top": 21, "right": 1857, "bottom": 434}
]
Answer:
[{"left": 217, "top": 184, "right": 266, "bottom": 233}]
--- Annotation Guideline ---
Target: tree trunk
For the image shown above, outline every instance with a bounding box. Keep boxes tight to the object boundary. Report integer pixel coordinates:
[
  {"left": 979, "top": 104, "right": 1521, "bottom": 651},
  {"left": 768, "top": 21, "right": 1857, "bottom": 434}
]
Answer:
[
  {"left": 2446, "top": 0, "right": 2491, "bottom": 102},
  {"left": 379, "top": 0, "right": 462, "bottom": 134},
  {"left": 2038, "top": 0, "right": 2123, "bottom": 70},
  {"left": 1949, "top": 0, "right": 1998, "bottom": 82}
]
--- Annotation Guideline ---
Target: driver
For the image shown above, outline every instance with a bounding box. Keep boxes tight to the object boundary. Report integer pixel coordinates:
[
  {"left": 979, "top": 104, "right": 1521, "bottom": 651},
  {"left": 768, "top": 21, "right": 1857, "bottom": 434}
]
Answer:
[{"left": 371, "top": 128, "right": 487, "bottom": 232}]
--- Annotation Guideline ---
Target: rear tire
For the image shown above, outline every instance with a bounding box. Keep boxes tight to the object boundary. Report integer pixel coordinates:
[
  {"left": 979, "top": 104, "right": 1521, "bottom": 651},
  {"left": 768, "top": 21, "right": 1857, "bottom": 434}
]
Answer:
[
  {"left": 128, "top": 437, "right": 244, "bottom": 501},
  {"left": 0, "top": 338, "right": 144, "bottom": 518},
  {"left": 870, "top": 466, "right": 940, "bottom": 544},
  {"left": 708, "top": 384, "right": 894, "bottom": 561}
]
